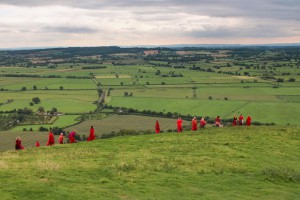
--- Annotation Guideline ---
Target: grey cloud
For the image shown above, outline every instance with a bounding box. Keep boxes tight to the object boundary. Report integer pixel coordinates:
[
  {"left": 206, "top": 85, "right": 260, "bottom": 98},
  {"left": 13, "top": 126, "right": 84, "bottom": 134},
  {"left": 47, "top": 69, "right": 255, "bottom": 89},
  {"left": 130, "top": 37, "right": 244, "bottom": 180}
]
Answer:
[
  {"left": 43, "top": 26, "right": 99, "bottom": 34},
  {"left": 1, "top": 0, "right": 299, "bottom": 20},
  {"left": 184, "top": 24, "right": 299, "bottom": 38}
]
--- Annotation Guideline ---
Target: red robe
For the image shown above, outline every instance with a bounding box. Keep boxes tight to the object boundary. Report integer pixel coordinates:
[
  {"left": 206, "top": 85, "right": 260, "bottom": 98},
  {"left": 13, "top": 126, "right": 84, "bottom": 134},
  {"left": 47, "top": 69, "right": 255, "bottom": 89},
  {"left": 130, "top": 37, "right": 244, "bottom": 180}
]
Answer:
[
  {"left": 246, "top": 116, "right": 252, "bottom": 126},
  {"left": 58, "top": 135, "right": 64, "bottom": 144},
  {"left": 47, "top": 132, "right": 55, "bottom": 146},
  {"left": 87, "top": 127, "right": 95, "bottom": 141},
  {"left": 215, "top": 117, "right": 221, "bottom": 126},
  {"left": 69, "top": 137, "right": 76, "bottom": 143},
  {"left": 200, "top": 119, "right": 206, "bottom": 128},
  {"left": 68, "top": 131, "right": 76, "bottom": 143},
  {"left": 15, "top": 139, "right": 24, "bottom": 150},
  {"left": 177, "top": 119, "right": 183, "bottom": 132},
  {"left": 155, "top": 121, "right": 160, "bottom": 133},
  {"left": 191, "top": 119, "right": 197, "bottom": 131},
  {"left": 35, "top": 141, "right": 40, "bottom": 147},
  {"left": 232, "top": 117, "right": 237, "bottom": 126},
  {"left": 239, "top": 115, "right": 244, "bottom": 125}
]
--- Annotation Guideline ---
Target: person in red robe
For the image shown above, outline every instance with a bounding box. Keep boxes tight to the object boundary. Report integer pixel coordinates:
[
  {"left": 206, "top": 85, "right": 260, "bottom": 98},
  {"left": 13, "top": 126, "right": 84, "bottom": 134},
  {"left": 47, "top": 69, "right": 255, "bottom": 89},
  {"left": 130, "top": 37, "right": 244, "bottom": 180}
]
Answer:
[
  {"left": 15, "top": 137, "right": 24, "bottom": 150},
  {"left": 232, "top": 114, "right": 237, "bottom": 126},
  {"left": 177, "top": 118, "right": 183, "bottom": 133},
  {"left": 246, "top": 115, "right": 252, "bottom": 126},
  {"left": 35, "top": 141, "right": 40, "bottom": 147},
  {"left": 87, "top": 126, "right": 95, "bottom": 141},
  {"left": 200, "top": 117, "right": 207, "bottom": 128},
  {"left": 68, "top": 130, "right": 77, "bottom": 143},
  {"left": 215, "top": 115, "right": 222, "bottom": 127},
  {"left": 47, "top": 131, "right": 55, "bottom": 146},
  {"left": 155, "top": 120, "right": 160, "bottom": 133},
  {"left": 191, "top": 117, "right": 197, "bottom": 131},
  {"left": 58, "top": 133, "right": 64, "bottom": 144},
  {"left": 239, "top": 114, "right": 244, "bottom": 126}
]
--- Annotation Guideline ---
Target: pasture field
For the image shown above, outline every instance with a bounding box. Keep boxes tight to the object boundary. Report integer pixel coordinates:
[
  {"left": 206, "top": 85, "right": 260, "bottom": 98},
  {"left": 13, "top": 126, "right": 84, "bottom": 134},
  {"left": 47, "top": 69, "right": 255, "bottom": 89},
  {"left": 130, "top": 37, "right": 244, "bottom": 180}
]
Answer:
[
  {"left": 0, "top": 98, "right": 97, "bottom": 113},
  {"left": 0, "top": 90, "right": 98, "bottom": 112},
  {"left": 109, "top": 86, "right": 297, "bottom": 101},
  {"left": 0, "top": 77, "right": 97, "bottom": 90},
  {"left": 1, "top": 47, "right": 300, "bottom": 132},
  {"left": 0, "top": 126, "right": 299, "bottom": 199},
  {"left": 107, "top": 96, "right": 300, "bottom": 125}
]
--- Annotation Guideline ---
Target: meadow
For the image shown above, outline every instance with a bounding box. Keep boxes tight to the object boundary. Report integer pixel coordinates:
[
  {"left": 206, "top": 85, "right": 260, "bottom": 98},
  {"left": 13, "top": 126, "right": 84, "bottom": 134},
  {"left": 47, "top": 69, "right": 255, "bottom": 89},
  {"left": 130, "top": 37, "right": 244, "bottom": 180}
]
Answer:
[
  {"left": 0, "top": 47, "right": 300, "bottom": 135},
  {"left": 0, "top": 126, "right": 299, "bottom": 199}
]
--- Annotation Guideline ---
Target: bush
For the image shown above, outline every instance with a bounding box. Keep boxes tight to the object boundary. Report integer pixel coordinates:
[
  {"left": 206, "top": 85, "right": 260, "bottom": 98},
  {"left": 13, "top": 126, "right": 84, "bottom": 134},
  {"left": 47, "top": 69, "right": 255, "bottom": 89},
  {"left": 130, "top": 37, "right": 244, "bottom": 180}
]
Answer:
[
  {"left": 23, "top": 128, "right": 27, "bottom": 131},
  {"left": 288, "top": 78, "right": 296, "bottom": 82},
  {"left": 276, "top": 78, "right": 284, "bottom": 82},
  {"left": 39, "top": 126, "right": 49, "bottom": 132}
]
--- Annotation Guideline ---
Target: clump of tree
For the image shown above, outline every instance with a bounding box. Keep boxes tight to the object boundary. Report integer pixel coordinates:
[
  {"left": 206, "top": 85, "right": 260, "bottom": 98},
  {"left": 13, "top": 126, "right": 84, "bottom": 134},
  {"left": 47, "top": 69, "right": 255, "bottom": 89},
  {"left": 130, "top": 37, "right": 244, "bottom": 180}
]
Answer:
[
  {"left": 124, "top": 92, "right": 133, "bottom": 96},
  {"left": 32, "top": 97, "right": 41, "bottom": 104},
  {"left": 276, "top": 78, "right": 284, "bottom": 82},
  {"left": 288, "top": 78, "right": 296, "bottom": 82}
]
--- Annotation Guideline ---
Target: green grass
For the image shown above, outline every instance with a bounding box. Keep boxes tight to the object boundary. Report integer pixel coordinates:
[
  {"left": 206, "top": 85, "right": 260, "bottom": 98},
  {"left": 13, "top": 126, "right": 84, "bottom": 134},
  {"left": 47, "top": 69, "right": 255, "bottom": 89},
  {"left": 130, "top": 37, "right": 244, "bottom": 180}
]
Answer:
[
  {"left": 1, "top": 52, "right": 300, "bottom": 127},
  {"left": 0, "top": 126, "right": 299, "bottom": 199},
  {"left": 0, "top": 90, "right": 98, "bottom": 113},
  {"left": 0, "top": 99, "right": 97, "bottom": 113},
  {"left": 0, "top": 77, "right": 97, "bottom": 90},
  {"left": 107, "top": 96, "right": 300, "bottom": 125}
]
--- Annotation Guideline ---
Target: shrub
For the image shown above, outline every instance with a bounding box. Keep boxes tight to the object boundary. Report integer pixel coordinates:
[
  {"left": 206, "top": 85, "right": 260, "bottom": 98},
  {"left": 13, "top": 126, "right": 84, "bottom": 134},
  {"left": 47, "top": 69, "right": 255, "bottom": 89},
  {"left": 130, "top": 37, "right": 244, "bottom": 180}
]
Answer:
[
  {"left": 288, "top": 78, "right": 296, "bottom": 82},
  {"left": 39, "top": 126, "right": 49, "bottom": 132},
  {"left": 276, "top": 78, "right": 284, "bottom": 82}
]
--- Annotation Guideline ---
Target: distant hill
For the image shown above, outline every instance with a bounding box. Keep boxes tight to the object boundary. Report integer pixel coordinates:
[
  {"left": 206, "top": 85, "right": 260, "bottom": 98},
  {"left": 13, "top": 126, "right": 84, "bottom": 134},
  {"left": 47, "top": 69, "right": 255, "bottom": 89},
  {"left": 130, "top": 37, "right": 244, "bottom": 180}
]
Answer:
[{"left": 1, "top": 43, "right": 300, "bottom": 51}]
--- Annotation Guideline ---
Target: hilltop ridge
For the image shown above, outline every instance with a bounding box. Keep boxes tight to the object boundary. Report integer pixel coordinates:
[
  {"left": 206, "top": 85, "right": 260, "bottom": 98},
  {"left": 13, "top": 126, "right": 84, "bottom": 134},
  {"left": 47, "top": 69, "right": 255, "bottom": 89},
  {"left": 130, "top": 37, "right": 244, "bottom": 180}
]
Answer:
[{"left": 1, "top": 126, "right": 299, "bottom": 199}]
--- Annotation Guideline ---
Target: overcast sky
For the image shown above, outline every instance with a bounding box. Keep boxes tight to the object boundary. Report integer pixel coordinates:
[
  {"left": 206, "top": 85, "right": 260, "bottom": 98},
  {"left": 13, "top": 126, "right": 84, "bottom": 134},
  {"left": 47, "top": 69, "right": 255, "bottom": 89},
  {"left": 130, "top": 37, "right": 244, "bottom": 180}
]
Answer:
[{"left": 0, "top": 0, "right": 299, "bottom": 48}]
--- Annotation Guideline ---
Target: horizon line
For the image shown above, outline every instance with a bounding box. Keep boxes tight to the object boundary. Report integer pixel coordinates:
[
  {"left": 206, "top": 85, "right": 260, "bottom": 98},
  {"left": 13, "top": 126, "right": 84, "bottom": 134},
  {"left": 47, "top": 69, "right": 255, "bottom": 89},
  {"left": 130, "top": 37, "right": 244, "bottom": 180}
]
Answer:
[{"left": 1, "top": 42, "right": 300, "bottom": 51}]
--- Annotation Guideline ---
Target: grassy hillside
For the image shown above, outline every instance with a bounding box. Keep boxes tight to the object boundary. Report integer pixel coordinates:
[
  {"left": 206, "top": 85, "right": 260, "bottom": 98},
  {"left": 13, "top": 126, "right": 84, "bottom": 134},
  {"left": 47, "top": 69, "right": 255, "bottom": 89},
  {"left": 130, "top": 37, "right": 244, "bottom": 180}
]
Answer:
[{"left": 0, "top": 126, "right": 299, "bottom": 200}]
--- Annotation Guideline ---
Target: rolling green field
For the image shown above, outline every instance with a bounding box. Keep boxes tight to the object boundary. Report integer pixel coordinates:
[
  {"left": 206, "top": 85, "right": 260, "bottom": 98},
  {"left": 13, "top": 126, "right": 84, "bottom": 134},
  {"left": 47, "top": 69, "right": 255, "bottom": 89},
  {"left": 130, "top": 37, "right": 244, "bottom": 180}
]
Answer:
[
  {"left": 0, "top": 126, "right": 299, "bottom": 199},
  {"left": 107, "top": 96, "right": 300, "bottom": 125},
  {"left": 1, "top": 47, "right": 300, "bottom": 132}
]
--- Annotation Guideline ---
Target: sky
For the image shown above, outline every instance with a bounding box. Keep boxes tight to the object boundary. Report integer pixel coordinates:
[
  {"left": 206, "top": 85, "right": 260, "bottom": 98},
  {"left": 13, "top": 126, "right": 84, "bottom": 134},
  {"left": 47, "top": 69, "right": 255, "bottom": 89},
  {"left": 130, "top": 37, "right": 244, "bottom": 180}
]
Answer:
[{"left": 0, "top": 0, "right": 299, "bottom": 48}]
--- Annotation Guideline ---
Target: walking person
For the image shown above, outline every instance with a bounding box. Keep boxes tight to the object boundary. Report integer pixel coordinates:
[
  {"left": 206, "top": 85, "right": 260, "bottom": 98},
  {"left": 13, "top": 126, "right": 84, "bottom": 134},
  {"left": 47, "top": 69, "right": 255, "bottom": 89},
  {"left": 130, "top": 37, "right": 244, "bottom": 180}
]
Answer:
[
  {"left": 155, "top": 120, "right": 160, "bottom": 133},
  {"left": 15, "top": 137, "right": 25, "bottom": 150},
  {"left": 177, "top": 118, "right": 183, "bottom": 133},
  {"left": 87, "top": 126, "right": 95, "bottom": 141},
  {"left": 239, "top": 114, "right": 244, "bottom": 126}
]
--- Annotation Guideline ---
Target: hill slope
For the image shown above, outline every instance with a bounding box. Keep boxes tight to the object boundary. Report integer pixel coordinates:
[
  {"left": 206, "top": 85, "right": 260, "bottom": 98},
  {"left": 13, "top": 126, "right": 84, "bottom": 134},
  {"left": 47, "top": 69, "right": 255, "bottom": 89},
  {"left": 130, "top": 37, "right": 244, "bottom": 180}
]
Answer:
[{"left": 0, "top": 126, "right": 299, "bottom": 200}]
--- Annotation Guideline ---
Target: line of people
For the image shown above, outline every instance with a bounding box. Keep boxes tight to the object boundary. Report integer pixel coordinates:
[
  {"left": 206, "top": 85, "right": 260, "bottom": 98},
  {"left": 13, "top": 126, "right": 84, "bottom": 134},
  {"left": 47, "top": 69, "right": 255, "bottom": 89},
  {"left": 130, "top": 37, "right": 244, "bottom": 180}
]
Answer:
[
  {"left": 155, "top": 114, "right": 252, "bottom": 133},
  {"left": 15, "top": 114, "right": 252, "bottom": 150},
  {"left": 15, "top": 126, "right": 96, "bottom": 150}
]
